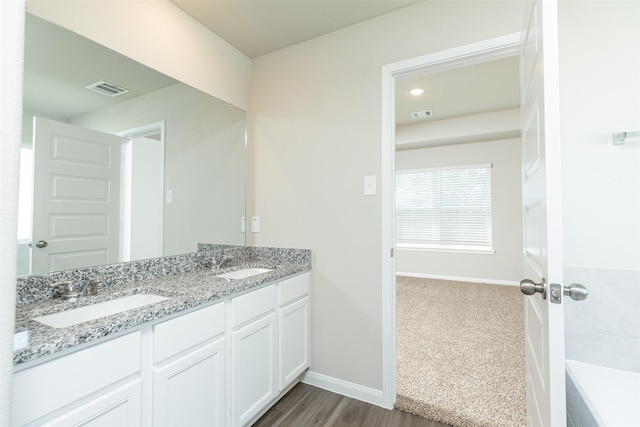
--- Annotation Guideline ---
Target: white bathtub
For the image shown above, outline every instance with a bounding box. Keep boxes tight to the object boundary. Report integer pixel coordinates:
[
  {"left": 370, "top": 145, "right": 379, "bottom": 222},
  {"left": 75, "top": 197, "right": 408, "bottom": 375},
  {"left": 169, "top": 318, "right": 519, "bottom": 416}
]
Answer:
[{"left": 566, "top": 360, "right": 640, "bottom": 427}]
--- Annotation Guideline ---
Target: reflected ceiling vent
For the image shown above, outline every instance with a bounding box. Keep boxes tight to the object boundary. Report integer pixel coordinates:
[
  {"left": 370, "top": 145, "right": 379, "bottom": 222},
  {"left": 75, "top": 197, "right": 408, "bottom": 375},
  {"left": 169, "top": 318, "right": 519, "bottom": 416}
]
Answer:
[
  {"left": 86, "top": 80, "right": 130, "bottom": 97},
  {"left": 411, "top": 110, "right": 433, "bottom": 119}
]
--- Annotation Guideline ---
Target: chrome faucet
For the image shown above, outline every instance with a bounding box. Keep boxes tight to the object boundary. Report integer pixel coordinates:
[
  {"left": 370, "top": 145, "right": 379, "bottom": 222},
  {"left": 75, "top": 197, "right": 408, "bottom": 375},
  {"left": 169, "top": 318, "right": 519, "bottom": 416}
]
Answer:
[
  {"left": 83, "top": 275, "right": 113, "bottom": 296},
  {"left": 49, "top": 280, "right": 80, "bottom": 301},
  {"left": 50, "top": 276, "right": 112, "bottom": 301}
]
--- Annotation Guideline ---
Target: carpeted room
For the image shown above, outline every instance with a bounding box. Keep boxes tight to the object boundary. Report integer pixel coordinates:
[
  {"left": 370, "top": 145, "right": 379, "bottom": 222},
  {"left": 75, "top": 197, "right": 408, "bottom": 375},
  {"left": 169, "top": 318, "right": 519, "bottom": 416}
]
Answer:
[{"left": 394, "top": 85, "right": 526, "bottom": 426}]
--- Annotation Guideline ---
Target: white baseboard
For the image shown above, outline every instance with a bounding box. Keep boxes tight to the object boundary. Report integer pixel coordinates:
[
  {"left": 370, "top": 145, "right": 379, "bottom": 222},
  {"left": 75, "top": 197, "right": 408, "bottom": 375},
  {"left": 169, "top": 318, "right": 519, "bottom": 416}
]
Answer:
[
  {"left": 396, "top": 272, "right": 519, "bottom": 287},
  {"left": 301, "top": 370, "right": 386, "bottom": 408}
]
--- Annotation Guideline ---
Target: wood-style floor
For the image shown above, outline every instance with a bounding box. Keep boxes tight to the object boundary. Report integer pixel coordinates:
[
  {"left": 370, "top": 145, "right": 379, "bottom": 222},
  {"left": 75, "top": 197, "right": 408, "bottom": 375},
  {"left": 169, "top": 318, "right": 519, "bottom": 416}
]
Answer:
[{"left": 253, "top": 383, "right": 451, "bottom": 427}]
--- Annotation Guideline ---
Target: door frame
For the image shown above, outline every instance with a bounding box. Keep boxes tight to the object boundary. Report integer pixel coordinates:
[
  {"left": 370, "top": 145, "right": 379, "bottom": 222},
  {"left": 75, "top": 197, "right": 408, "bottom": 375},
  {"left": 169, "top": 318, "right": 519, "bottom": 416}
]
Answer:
[
  {"left": 380, "top": 32, "right": 524, "bottom": 409},
  {"left": 117, "top": 121, "right": 166, "bottom": 261}
]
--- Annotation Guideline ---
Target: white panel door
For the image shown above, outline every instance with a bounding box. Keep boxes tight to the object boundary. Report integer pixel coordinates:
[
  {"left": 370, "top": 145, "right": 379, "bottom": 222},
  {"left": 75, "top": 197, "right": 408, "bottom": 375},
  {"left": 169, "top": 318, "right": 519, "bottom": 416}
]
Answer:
[
  {"left": 520, "top": 0, "right": 566, "bottom": 425},
  {"left": 31, "top": 117, "right": 121, "bottom": 273},
  {"left": 231, "top": 313, "right": 277, "bottom": 426}
]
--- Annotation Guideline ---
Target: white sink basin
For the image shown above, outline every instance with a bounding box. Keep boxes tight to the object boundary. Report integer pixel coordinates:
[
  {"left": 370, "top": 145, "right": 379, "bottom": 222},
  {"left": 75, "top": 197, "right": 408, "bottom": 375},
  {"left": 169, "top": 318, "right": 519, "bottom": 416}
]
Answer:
[
  {"left": 215, "top": 268, "right": 273, "bottom": 280},
  {"left": 33, "top": 294, "right": 169, "bottom": 328}
]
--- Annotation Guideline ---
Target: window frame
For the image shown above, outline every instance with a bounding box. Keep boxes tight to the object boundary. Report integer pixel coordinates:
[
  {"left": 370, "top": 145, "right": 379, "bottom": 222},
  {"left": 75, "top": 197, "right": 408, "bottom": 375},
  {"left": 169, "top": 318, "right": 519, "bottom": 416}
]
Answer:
[{"left": 395, "top": 162, "right": 495, "bottom": 255}]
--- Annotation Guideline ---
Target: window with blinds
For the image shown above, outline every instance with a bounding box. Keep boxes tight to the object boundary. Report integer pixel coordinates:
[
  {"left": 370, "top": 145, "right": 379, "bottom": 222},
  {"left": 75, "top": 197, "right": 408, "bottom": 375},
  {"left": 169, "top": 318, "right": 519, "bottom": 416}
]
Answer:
[{"left": 395, "top": 164, "right": 492, "bottom": 252}]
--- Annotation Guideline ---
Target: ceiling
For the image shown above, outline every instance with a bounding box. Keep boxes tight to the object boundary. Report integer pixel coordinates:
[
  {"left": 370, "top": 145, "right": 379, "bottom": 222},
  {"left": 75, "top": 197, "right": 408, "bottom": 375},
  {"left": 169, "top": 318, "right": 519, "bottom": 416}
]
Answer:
[
  {"left": 171, "top": 0, "right": 520, "bottom": 127},
  {"left": 24, "top": 1, "right": 520, "bottom": 130},
  {"left": 170, "top": 0, "right": 421, "bottom": 59},
  {"left": 395, "top": 57, "right": 520, "bottom": 126}
]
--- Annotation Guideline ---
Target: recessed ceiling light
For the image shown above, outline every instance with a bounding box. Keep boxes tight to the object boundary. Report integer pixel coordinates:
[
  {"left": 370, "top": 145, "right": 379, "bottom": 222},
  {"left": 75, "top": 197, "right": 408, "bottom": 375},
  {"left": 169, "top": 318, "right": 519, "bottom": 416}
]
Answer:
[{"left": 409, "top": 88, "right": 424, "bottom": 96}]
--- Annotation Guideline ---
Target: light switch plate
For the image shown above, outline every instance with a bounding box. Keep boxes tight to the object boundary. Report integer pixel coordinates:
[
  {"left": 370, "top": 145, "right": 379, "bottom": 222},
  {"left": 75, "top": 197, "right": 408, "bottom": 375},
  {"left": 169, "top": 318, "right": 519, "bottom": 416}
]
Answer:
[
  {"left": 241, "top": 216, "right": 246, "bottom": 232},
  {"left": 364, "top": 176, "right": 376, "bottom": 196},
  {"left": 251, "top": 216, "right": 260, "bottom": 233},
  {"left": 166, "top": 190, "right": 173, "bottom": 203}
]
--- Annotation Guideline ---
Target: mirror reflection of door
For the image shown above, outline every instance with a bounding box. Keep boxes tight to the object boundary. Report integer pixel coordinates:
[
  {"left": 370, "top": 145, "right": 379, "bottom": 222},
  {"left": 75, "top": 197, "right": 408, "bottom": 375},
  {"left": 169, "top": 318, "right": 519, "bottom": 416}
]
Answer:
[
  {"left": 31, "top": 117, "right": 122, "bottom": 274},
  {"left": 25, "top": 118, "right": 166, "bottom": 274}
]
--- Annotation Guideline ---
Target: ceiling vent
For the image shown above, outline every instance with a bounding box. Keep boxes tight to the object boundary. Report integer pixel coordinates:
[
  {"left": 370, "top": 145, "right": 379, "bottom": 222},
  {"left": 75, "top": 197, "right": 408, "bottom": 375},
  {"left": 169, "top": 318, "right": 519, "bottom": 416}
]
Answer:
[
  {"left": 86, "top": 80, "right": 130, "bottom": 97},
  {"left": 411, "top": 110, "right": 433, "bottom": 119}
]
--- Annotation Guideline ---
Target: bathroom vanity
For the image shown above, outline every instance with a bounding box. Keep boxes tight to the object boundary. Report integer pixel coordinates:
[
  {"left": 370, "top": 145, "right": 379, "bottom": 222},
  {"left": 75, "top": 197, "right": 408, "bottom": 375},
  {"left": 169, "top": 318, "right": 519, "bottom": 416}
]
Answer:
[{"left": 12, "top": 247, "right": 311, "bottom": 427}]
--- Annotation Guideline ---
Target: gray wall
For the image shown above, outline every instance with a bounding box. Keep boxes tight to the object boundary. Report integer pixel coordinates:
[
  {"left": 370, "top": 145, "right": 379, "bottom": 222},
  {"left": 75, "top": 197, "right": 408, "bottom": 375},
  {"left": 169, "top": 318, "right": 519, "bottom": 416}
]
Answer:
[{"left": 250, "top": 1, "right": 525, "bottom": 390}]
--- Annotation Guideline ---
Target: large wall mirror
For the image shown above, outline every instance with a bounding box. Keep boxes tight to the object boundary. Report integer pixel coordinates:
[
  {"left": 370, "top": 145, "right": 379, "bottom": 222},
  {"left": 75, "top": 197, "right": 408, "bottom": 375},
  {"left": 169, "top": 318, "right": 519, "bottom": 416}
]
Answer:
[{"left": 18, "top": 13, "right": 247, "bottom": 276}]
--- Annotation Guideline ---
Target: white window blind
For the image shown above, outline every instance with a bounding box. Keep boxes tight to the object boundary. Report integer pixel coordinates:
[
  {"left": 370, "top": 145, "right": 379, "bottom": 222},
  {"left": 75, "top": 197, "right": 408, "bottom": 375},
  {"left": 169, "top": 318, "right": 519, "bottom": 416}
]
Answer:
[{"left": 396, "top": 164, "right": 492, "bottom": 250}]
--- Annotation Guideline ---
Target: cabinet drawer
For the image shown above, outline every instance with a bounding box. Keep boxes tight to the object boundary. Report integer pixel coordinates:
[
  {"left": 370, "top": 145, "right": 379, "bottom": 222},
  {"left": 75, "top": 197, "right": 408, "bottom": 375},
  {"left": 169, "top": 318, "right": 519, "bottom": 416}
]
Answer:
[
  {"left": 278, "top": 273, "right": 310, "bottom": 307},
  {"left": 154, "top": 302, "right": 225, "bottom": 363},
  {"left": 231, "top": 285, "right": 275, "bottom": 328},
  {"left": 12, "top": 332, "right": 141, "bottom": 427},
  {"left": 39, "top": 379, "right": 141, "bottom": 427}
]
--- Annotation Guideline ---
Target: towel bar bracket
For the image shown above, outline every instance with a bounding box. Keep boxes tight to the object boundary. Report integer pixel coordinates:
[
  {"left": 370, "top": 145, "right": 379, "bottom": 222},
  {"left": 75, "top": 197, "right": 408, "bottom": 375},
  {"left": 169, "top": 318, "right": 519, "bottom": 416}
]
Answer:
[{"left": 613, "top": 131, "right": 640, "bottom": 145}]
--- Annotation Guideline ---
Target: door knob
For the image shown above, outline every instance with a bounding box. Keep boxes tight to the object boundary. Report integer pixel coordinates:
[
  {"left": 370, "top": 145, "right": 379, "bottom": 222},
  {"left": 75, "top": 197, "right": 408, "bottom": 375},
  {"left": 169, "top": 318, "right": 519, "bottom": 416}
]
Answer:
[
  {"left": 564, "top": 283, "right": 588, "bottom": 301},
  {"left": 35, "top": 240, "right": 48, "bottom": 248},
  {"left": 520, "top": 278, "right": 546, "bottom": 299}
]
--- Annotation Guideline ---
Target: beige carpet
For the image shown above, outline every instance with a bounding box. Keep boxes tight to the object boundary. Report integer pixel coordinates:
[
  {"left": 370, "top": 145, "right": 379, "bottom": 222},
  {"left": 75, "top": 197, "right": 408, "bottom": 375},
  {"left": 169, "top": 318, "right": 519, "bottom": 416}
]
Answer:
[{"left": 395, "top": 276, "right": 526, "bottom": 427}]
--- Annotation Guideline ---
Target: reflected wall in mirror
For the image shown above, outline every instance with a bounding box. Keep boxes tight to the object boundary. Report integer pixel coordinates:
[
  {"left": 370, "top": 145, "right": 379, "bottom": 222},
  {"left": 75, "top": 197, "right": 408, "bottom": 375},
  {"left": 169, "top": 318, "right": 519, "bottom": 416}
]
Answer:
[{"left": 18, "top": 13, "right": 247, "bottom": 276}]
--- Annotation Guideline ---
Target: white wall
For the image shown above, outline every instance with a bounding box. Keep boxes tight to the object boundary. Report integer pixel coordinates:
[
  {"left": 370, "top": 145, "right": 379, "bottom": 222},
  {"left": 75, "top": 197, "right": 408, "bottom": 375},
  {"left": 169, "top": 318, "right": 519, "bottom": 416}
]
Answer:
[
  {"left": 559, "top": 0, "right": 640, "bottom": 271},
  {"left": 395, "top": 139, "right": 523, "bottom": 284},
  {"left": 26, "top": 0, "right": 251, "bottom": 111},
  {"left": 0, "top": 1, "right": 24, "bottom": 423},
  {"left": 558, "top": 0, "right": 640, "bottom": 372},
  {"left": 251, "top": 1, "right": 525, "bottom": 391}
]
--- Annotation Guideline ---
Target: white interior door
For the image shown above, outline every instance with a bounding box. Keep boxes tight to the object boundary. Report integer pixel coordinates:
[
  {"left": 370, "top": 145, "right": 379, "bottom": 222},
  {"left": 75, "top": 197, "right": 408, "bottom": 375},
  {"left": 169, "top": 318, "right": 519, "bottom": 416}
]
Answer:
[
  {"left": 31, "top": 117, "right": 122, "bottom": 273},
  {"left": 520, "top": 0, "right": 566, "bottom": 425}
]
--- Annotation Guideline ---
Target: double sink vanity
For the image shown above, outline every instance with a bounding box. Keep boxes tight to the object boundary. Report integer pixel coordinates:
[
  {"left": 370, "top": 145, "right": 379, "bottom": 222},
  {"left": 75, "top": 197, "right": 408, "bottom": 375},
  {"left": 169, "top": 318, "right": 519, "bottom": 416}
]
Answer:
[
  {"left": 12, "top": 246, "right": 312, "bottom": 427},
  {"left": 14, "top": 12, "right": 309, "bottom": 427}
]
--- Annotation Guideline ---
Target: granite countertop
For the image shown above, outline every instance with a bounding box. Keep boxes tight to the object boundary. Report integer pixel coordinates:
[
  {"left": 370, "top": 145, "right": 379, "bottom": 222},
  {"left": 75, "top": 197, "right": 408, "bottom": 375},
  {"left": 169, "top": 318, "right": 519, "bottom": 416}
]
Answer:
[{"left": 14, "top": 261, "right": 310, "bottom": 367}]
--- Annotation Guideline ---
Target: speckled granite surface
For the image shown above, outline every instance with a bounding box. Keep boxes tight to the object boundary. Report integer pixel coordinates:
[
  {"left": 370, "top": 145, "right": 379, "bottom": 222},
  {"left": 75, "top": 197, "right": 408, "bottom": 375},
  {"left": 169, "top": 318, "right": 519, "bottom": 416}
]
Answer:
[{"left": 14, "top": 246, "right": 311, "bottom": 366}]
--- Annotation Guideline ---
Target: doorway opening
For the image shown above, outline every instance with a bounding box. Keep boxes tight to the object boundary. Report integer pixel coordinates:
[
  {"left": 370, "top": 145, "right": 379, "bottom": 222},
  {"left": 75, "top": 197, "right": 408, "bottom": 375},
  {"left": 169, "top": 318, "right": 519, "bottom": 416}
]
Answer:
[
  {"left": 118, "top": 121, "right": 165, "bottom": 262},
  {"left": 380, "top": 33, "right": 524, "bottom": 415}
]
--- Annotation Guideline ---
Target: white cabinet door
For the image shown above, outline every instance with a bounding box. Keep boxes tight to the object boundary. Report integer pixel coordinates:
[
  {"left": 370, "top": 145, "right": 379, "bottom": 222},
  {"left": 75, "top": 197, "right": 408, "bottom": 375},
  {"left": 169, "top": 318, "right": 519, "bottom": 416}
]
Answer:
[
  {"left": 153, "top": 338, "right": 226, "bottom": 427},
  {"left": 12, "top": 332, "right": 141, "bottom": 427},
  {"left": 39, "top": 380, "right": 141, "bottom": 427},
  {"left": 278, "top": 296, "right": 310, "bottom": 391},
  {"left": 231, "top": 313, "right": 277, "bottom": 427}
]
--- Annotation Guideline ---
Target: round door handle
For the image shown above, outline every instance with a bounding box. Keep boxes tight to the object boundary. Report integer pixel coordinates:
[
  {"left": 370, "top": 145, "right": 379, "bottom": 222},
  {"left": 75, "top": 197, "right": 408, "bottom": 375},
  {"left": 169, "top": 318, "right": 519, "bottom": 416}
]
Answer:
[
  {"left": 564, "top": 283, "right": 588, "bottom": 301},
  {"left": 35, "top": 240, "right": 48, "bottom": 248},
  {"left": 520, "top": 278, "right": 546, "bottom": 298}
]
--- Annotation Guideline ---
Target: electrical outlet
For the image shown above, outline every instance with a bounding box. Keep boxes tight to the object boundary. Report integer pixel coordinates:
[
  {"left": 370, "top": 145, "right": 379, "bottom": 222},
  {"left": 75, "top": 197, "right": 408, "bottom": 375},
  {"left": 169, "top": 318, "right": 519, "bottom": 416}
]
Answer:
[{"left": 251, "top": 216, "right": 260, "bottom": 233}]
